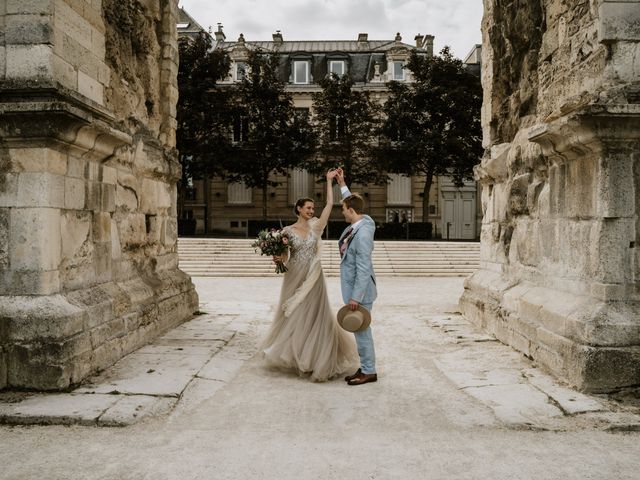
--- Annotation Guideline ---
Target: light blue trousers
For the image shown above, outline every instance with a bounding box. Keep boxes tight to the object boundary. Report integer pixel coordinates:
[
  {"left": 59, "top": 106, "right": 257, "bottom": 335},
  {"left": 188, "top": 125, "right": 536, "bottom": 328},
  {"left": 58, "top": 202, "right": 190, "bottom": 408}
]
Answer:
[{"left": 354, "top": 302, "right": 376, "bottom": 374}]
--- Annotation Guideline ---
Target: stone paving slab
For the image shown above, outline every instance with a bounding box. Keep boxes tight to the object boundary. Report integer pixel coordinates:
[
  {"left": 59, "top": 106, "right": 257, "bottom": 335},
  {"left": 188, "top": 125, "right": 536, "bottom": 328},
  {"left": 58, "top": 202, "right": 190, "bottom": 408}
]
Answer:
[
  {"left": 75, "top": 352, "right": 211, "bottom": 397},
  {"left": 426, "top": 312, "right": 636, "bottom": 430},
  {"left": 0, "top": 394, "right": 119, "bottom": 426},
  {"left": 0, "top": 309, "right": 239, "bottom": 427},
  {"left": 98, "top": 395, "right": 177, "bottom": 427}
]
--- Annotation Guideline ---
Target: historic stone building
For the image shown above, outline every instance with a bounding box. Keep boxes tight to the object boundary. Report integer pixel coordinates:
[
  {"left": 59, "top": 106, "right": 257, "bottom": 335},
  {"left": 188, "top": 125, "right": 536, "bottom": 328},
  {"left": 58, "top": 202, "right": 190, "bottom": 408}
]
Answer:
[
  {"left": 460, "top": 0, "right": 640, "bottom": 391},
  {"left": 0, "top": 0, "right": 198, "bottom": 390},
  {"left": 178, "top": 21, "right": 482, "bottom": 240}
]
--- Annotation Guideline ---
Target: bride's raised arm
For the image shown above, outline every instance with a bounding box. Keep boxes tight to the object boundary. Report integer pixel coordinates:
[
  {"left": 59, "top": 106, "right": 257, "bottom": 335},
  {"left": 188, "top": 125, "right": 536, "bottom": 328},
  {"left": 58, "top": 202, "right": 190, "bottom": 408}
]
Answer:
[{"left": 315, "top": 169, "right": 336, "bottom": 233}]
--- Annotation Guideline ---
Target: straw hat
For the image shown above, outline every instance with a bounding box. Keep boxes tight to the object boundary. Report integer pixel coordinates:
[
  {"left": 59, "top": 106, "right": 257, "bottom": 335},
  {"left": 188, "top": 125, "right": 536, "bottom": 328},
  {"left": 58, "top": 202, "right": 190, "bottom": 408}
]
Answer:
[{"left": 337, "top": 304, "right": 371, "bottom": 333}]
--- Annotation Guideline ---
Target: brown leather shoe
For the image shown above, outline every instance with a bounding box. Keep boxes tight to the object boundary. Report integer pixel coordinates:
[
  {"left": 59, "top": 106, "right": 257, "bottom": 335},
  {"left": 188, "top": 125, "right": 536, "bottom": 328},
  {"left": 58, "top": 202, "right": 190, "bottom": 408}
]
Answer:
[
  {"left": 347, "top": 373, "right": 378, "bottom": 386},
  {"left": 344, "top": 368, "right": 362, "bottom": 382}
]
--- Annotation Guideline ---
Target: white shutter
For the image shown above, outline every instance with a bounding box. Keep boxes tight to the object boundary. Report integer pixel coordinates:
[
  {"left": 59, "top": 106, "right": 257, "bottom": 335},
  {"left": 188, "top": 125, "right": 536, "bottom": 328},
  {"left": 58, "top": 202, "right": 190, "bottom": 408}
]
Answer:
[
  {"left": 387, "top": 174, "right": 411, "bottom": 205},
  {"left": 288, "top": 169, "right": 313, "bottom": 204},
  {"left": 227, "top": 181, "right": 252, "bottom": 204}
]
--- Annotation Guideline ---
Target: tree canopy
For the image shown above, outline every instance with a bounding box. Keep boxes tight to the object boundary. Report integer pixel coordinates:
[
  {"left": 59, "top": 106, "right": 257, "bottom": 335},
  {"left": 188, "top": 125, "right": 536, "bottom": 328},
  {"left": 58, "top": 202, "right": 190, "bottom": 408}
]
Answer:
[
  {"left": 176, "top": 33, "right": 233, "bottom": 182},
  {"left": 309, "top": 74, "right": 386, "bottom": 187},
  {"left": 226, "top": 50, "right": 316, "bottom": 218},
  {"left": 380, "top": 47, "right": 483, "bottom": 223}
]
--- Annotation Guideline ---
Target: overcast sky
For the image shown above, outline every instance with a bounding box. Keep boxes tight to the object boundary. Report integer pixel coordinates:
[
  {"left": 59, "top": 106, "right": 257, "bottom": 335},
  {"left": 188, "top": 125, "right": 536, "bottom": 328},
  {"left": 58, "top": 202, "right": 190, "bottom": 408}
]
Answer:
[{"left": 178, "top": 0, "right": 483, "bottom": 59}]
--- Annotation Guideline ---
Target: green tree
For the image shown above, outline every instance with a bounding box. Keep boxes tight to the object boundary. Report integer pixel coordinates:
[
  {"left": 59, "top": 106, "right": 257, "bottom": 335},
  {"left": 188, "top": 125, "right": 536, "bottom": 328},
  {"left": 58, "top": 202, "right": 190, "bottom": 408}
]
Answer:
[
  {"left": 380, "top": 47, "right": 482, "bottom": 224},
  {"left": 176, "top": 33, "right": 232, "bottom": 224},
  {"left": 226, "top": 50, "right": 316, "bottom": 219},
  {"left": 309, "top": 74, "right": 385, "bottom": 186}
]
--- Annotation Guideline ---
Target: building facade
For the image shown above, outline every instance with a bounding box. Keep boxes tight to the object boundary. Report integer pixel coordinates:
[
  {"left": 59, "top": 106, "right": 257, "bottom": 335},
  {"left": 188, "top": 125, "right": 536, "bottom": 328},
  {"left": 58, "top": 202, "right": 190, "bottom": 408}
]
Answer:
[{"left": 179, "top": 19, "right": 482, "bottom": 239}]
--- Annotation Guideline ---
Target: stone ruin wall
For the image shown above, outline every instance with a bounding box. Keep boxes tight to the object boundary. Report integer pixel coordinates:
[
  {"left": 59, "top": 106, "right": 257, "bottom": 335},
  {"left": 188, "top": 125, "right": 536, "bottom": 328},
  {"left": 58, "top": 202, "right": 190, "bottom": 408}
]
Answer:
[
  {"left": 460, "top": 0, "right": 640, "bottom": 391},
  {"left": 0, "top": 0, "right": 198, "bottom": 390}
]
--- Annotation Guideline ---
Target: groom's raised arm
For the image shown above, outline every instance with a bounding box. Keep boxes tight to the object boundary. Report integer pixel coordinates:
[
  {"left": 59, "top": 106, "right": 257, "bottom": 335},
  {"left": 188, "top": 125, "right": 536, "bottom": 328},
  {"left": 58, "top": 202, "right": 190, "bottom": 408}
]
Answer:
[{"left": 336, "top": 168, "right": 351, "bottom": 200}]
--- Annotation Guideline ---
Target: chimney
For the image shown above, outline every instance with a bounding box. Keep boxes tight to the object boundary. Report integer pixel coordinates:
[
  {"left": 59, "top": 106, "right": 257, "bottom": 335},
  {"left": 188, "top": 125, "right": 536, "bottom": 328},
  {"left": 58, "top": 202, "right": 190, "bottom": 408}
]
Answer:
[
  {"left": 215, "top": 23, "right": 226, "bottom": 42},
  {"left": 358, "top": 33, "right": 368, "bottom": 43},
  {"left": 414, "top": 33, "right": 424, "bottom": 49},
  {"left": 423, "top": 34, "right": 434, "bottom": 56},
  {"left": 273, "top": 30, "right": 283, "bottom": 44}
]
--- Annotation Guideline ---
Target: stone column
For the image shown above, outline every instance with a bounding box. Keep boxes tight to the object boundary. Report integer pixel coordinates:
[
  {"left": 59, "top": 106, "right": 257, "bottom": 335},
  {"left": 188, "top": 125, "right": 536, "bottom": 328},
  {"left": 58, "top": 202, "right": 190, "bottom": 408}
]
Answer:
[
  {"left": 460, "top": 0, "right": 640, "bottom": 392},
  {"left": 0, "top": 0, "right": 198, "bottom": 390}
]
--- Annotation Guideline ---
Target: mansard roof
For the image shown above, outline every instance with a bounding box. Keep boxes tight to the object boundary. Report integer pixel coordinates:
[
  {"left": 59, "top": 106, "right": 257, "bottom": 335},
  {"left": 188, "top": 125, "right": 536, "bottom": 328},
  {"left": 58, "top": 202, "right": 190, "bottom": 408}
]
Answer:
[{"left": 215, "top": 40, "right": 415, "bottom": 53}]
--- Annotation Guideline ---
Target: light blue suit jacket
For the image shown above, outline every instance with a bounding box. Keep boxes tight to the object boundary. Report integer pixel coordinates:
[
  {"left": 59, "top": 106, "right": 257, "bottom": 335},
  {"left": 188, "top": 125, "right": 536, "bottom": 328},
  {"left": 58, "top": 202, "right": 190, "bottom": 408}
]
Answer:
[{"left": 339, "top": 188, "right": 377, "bottom": 306}]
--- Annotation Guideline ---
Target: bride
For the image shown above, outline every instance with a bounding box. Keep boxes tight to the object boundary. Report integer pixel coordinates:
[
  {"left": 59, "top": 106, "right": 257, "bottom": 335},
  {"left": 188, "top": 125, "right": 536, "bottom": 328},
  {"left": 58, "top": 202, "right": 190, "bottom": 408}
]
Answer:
[{"left": 260, "top": 169, "right": 358, "bottom": 381}]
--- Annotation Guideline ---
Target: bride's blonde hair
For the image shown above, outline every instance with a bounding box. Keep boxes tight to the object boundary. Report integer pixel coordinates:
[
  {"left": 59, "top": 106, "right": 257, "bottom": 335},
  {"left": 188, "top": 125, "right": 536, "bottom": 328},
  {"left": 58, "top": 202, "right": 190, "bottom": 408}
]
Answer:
[{"left": 294, "top": 197, "right": 314, "bottom": 217}]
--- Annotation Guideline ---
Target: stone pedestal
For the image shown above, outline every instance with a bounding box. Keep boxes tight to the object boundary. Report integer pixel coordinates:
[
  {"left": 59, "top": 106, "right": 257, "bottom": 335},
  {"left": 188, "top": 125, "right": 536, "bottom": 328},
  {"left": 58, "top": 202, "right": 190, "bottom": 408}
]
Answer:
[
  {"left": 0, "top": 0, "right": 198, "bottom": 390},
  {"left": 460, "top": 0, "right": 640, "bottom": 392}
]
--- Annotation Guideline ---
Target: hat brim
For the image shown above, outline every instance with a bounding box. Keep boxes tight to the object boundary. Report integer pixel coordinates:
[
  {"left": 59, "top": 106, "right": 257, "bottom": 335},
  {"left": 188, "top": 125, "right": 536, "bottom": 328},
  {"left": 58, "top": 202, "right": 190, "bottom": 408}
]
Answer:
[{"left": 337, "top": 304, "right": 372, "bottom": 333}]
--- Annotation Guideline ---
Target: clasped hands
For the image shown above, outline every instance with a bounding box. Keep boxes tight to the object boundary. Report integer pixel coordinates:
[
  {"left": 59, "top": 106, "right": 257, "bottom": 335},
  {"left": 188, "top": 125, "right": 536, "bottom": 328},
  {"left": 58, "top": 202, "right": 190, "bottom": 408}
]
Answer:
[{"left": 326, "top": 167, "right": 345, "bottom": 185}]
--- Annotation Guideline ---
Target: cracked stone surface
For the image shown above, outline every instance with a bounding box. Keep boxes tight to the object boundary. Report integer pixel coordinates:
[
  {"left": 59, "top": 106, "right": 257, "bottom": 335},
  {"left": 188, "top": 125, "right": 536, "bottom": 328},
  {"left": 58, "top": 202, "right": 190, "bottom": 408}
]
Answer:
[{"left": 1, "top": 277, "right": 639, "bottom": 479}]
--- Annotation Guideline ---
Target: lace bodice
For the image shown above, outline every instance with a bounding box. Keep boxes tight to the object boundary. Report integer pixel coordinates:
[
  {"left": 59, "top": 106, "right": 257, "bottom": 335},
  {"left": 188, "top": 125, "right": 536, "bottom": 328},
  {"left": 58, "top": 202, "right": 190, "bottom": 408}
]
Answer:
[{"left": 287, "top": 229, "right": 319, "bottom": 266}]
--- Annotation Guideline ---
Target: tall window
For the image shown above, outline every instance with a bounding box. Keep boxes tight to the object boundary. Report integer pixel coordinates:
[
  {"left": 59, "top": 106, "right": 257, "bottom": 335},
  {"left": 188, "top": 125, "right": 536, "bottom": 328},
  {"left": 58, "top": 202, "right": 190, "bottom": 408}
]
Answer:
[
  {"left": 233, "top": 115, "right": 249, "bottom": 142},
  {"left": 393, "top": 61, "right": 405, "bottom": 80},
  {"left": 235, "top": 62, "right": 247, "bottom": 81},
  {"left": 329, "top": 60, "right": 345, "bottom": 77},
  {"left": 293, "top": 60, "right": 310, "bottom": 84}
]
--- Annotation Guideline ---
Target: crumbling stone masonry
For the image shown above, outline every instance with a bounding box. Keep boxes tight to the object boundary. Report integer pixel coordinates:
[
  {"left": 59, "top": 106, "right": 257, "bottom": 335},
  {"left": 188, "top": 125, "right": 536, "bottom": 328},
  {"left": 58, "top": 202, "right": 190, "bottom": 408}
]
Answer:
[
  {"left": 0, "top": 0, "right": 198, "bottom": 390},
  {"left": 460, "top": 0, "right": 640, "bottom": 391}
]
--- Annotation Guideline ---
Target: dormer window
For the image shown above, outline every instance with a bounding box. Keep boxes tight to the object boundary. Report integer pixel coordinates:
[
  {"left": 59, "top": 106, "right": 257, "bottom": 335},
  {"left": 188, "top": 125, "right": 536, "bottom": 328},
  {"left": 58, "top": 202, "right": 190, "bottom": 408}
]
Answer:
[
  {"left": 293, "top": 60, "right": 310, "bottom": 84},
  {"left": 393, "top": 61, "right": 405, "bottom": 80},
  {"left": 235, "top": 62, "right": 247, "bottom": 81},
  {"left": 329, "top": 60, "right": 345, "bottom": 77}
]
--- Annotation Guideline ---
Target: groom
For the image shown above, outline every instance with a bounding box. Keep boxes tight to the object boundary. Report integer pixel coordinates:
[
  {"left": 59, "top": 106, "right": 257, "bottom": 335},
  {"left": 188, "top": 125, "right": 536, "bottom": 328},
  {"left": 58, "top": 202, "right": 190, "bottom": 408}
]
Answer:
[{"left": 336, "top": 169, "right": 378, "bottom": 386}]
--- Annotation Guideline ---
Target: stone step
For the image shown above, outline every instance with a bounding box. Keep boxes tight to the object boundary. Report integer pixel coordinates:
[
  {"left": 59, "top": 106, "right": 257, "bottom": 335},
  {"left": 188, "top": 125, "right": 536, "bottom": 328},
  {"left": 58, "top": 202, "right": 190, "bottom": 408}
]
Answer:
[{"left": 177, "top": 238, "right": 480, "bottom": 277}]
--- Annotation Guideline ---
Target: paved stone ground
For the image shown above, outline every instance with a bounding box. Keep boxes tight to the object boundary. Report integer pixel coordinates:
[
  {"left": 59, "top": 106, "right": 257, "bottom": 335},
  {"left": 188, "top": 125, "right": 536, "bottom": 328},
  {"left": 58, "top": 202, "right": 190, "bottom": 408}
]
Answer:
[{"left": 1, "top": 277, "right": 639, "bottom": 479}]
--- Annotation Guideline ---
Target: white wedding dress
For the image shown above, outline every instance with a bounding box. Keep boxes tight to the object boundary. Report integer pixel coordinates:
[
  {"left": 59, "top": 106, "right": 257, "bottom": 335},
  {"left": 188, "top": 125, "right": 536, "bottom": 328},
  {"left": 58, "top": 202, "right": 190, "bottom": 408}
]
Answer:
[{"left": 260, "top": 217, "right": 358, "bottom": 381}]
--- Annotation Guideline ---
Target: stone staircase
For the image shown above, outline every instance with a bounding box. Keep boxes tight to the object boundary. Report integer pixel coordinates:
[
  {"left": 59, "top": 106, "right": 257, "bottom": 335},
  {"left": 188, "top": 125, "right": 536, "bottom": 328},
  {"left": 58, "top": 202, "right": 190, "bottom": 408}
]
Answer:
[{"left": 178, "top": 238, "right": 480, "bottom": 277}]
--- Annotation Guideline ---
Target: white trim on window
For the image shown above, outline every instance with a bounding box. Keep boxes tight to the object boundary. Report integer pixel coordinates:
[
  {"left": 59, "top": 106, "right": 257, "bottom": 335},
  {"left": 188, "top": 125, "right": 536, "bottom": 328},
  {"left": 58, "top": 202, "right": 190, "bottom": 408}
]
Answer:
[
  {"left": 329, "top": 60, "right": 345, "bottom": 77},
  {"left": 393, "top": 61, "right": 405, "bottom": 81},
  {"left": 293, "top": 60, "right": 310, "bottom": 84},
  {"left": 235, "top": 62, "right": 247, "bottom": 81}
]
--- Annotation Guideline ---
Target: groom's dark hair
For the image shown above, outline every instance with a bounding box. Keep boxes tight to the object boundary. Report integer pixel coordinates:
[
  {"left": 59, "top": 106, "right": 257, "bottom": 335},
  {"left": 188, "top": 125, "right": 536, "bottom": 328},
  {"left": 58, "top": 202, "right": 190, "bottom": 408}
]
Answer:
[{"left": 342, "top": 193, "right": 364, "bottom": 214}]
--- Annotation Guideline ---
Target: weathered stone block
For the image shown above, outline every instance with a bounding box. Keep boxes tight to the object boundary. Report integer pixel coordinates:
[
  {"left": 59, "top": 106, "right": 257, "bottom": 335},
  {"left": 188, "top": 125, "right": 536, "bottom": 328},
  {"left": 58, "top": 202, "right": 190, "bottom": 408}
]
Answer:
[
  {"left": 101, "top": 165, "right": 117, "bottom": 185},
  {"left": 0, "top": 270, "right": 60, "bottom": 296},
  {"left": 0, "top": 294, "right": 85, "bottom": 341},
  {"left": 10, "top": 147, "right": 67, "bottom": 175},
  {"left": 5, "top": 13, "right": 53, "bottom": 45},
  {"left": 52, "top": 52, "right": 78, "bottom": 90},
  {"left": 16, "top": 172, "right": 64, "bottom": 208},
  {"left": 64, "top": 176, "right": 85, "bottom": 210},
  {"left": 6, "top": 0, "right": 53, "bottom": 15},
  {"left": 54, "top": 0, "right": 92, "bottom": 51},
  {"left": 5, "top": 44, "right": 52, "bottom": 78},
  {"left": 10, "top": 207, "right": 61, "bottom": 271},
  {"left": 0, "top": 173, "right": 18, "bottom": 208},
  {"left": 599, "top": 0, "right": 640, "bottom": 42},
  {"left": 77, "top": 69, "right": 103, "bottom": 104}
]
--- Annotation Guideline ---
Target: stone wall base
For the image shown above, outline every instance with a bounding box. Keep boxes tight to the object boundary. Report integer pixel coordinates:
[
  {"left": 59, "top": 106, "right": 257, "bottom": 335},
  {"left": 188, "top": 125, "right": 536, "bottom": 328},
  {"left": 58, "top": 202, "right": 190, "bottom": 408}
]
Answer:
[
  {"left": 0, "top": 271, "right": 198, "bottom": 391},
  {"left": 460, "top": 270, "right": 640, "bottom": 392}
]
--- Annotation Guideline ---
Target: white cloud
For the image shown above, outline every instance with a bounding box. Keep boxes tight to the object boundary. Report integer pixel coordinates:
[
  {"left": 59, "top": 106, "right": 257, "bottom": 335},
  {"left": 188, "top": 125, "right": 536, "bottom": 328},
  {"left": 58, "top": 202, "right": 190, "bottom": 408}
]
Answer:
[{"left": 179, "top": 0, "right": 482, "bottom": 58}]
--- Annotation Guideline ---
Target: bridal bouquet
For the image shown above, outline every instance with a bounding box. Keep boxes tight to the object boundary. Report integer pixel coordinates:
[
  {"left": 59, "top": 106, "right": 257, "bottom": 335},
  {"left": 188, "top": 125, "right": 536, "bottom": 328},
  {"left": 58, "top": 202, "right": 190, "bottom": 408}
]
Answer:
[{"left": 252, "top": 229, "right": 290, "bottom": 274}]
